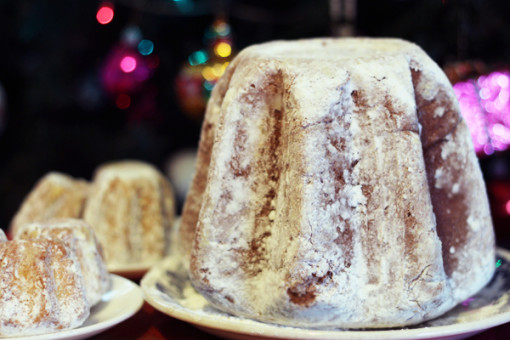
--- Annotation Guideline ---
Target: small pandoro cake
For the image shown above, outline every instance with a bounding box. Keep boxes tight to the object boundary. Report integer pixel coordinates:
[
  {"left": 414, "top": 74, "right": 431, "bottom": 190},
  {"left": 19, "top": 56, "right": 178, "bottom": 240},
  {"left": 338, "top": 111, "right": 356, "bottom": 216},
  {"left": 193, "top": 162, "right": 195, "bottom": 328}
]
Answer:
[
  {"left": 15, "top": 218, "right": 110, "bottom": 307},
  {"left": 83, "top": 160, "right": 176, "bottom": 267},
  {"left": 180, "top": 38, "right": 496, "bottom": 328},
  {"left": 9, "top": 172, "right": 89, "bottom": 237},
  {"left": 0, "top": 232, "right": 89, "bottom": 336}
]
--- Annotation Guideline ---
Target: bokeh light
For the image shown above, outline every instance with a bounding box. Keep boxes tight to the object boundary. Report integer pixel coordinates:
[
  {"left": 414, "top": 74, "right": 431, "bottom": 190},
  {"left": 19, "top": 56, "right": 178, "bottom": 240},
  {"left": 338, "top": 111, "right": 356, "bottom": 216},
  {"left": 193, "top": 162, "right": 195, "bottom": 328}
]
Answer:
[
  {"left": 454, "top": 70, "right": 510, "bottom": 156},
  {"left": 101, "top": 43, "right": 158, "bottom": 95},
  {"left": 205, "top": 19, "right": 231, "bottom": 43},
  {"left": 215, "top": 21, "right": 231, "bottom": 36},
  {"left": 146, "top": 55, "right": 160, "bottom": 69},
  {"left": 116, "top": 93, "right": 131, "bottom": 109},
  {"left": 188, "top": 50, "right": 208, "bottom": 66},
  {"left": 120, "top": 56, "right": 137, "bottom": 73},
  {"left": 175, "top": 17, "right": 235, "bottom": 120},
  {"left": 214, "top": 42, "right": 231, "bottom": 58},
  {"left": 96, "top": 4, "right": 114, "bottom": 25},
  {"left": 201, "top": 66, "right": 215, "bottom": 82},
  {"left": 138, "top": 39, "right": 154, "bottom": 56},
  {"left": 173, "top": 0, "right": 194, "bottom": 13},
  {"left": 203, "top": 81, "right": 215, "bottom": 91}
]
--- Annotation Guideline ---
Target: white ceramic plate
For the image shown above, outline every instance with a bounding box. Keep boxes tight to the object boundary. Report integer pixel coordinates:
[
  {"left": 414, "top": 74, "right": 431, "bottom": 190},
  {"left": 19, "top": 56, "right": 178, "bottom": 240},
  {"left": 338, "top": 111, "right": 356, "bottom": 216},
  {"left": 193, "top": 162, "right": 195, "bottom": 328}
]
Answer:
[
  {"left": 2, "top": 274, "right": 144, "bottom": 340},
  {"left": 141, "top": 248, "right": 510, "bottom": 340}
]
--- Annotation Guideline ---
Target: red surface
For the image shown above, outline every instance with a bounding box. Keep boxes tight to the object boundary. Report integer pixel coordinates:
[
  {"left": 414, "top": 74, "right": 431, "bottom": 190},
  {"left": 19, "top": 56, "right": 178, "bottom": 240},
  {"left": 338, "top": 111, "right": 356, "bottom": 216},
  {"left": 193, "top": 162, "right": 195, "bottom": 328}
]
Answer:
[
  {"left": 89, "top": 303, "right": 222, "bottom": 340},
  {"left": 88, "top": 302, "right": 510, "bottom": 340}
]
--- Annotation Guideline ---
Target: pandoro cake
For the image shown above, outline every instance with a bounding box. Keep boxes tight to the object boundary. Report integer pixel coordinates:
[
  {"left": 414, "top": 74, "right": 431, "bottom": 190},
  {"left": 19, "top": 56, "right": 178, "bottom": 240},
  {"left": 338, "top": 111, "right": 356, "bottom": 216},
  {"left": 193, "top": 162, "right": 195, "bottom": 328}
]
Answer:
[{"left": 180, "top": 37, "right": 496, "bottom": 328}]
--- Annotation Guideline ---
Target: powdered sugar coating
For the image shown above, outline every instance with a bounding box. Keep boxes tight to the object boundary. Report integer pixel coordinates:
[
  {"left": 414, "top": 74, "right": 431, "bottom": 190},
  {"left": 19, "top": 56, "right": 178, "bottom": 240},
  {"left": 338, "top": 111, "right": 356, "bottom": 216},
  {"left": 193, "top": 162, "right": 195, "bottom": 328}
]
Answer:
[
  {"left": 84, "top": 160, "right": 175, "bottom": 266},
  {"left": 182, "top": 38, "right": 495, "bottom": 328},
  {"left": 15, "top": 218, "right": 110, "bottom": 307},
  {"left": 0, "top": 239, "right": 89, "bottom": 336},
  {"left": 9, "top": 172, "right": 89, "bottom": 237}
]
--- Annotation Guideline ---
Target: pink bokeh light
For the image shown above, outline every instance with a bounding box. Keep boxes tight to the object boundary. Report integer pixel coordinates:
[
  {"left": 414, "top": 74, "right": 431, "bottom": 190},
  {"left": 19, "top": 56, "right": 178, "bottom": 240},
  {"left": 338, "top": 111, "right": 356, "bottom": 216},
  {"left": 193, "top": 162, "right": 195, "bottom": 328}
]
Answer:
[
  {"left": 100, "top": 46, "right": 155, "bottom": 95},
  {"left": 120, "top": 56, "right": 137, "bottom": 73},
  {"left": 454, "top": 70, "right": 510, "bottom": 156}
]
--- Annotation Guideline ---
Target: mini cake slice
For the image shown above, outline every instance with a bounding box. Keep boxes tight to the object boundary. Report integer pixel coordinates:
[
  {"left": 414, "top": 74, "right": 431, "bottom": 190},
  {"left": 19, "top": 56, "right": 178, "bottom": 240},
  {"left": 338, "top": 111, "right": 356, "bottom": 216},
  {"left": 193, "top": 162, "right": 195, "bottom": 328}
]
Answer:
[
  {"left": 0, "top": 238, "right": 89, "bottom": 336},
  {"left": 15, "top": 218, "right": 110, "bottom": 307},
  {"left": 9, "top": 172, "right": 89, "bottom": 237},
  {"left": 83, "top": 160, "right": 176, "bottom": 267}
]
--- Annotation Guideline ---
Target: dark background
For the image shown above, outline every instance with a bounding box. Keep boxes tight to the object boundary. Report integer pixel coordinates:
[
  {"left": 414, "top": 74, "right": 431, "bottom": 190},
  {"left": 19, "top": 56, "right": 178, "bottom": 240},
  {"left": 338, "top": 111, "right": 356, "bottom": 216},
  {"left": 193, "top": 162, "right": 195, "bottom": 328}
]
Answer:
[{"left": 1, "top": 0, "right": 510, "bottom": 242}]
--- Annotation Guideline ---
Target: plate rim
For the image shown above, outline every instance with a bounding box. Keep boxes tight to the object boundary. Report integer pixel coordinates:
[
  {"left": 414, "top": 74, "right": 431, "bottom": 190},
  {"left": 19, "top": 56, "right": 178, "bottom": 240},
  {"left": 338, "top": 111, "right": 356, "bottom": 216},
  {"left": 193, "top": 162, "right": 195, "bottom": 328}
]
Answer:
[
  {"left": 141, "top": 247, "right": 510, "bottom": 340},
  {"left": 2, "top": 274, "right": 144, "bottom": 340}
]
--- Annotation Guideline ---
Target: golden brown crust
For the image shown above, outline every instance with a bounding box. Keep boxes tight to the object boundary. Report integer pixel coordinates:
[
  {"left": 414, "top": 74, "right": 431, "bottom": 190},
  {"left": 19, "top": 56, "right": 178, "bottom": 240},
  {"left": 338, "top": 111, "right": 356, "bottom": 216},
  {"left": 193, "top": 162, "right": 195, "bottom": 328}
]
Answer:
[
  {"left": 9, "top": 172, "right": 89, "bottom": 237},
  {"left": 0, "top": 239, "right": 89, "bottom": 336},
  {"left": 15, "top": 218, "right": 110, "bottom": 307},
  {"left": 83, "top": 160, "right": 175, "bottom": 265}
]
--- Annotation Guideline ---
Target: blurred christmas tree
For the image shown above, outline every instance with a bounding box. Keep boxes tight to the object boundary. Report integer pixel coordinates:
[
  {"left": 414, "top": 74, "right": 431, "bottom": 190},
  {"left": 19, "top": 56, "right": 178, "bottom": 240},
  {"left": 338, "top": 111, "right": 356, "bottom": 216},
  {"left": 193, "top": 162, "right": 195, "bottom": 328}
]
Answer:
[
  {"left": 1, "top": 0, "right": 510, "bottom": 233},
  {"left": 0, "top": 0, "right": 330, "bottom": 227}
]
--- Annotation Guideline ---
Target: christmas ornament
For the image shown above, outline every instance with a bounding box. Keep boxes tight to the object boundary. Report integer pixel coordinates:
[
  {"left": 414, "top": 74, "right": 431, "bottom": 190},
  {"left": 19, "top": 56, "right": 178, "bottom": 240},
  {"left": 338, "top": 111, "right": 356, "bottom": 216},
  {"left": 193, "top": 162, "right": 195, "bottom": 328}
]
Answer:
[
  {"left": 99, "top": 25, "right": 159, "bottom": 110},
  {"left": 175, "top": 18, "right": 235, "bottom": 120}
]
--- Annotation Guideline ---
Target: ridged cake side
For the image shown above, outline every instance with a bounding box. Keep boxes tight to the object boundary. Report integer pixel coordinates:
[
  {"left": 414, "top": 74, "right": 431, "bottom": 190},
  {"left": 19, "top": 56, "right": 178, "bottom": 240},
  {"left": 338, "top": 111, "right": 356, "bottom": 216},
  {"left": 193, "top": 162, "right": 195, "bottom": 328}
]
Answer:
[
  {"left": 179, "top": 58, "right": 240, "bottom": 258},
  {"left": 84, "top": 161, "right": 175, "bottom": 265},
  {"left": 0, "top": 239, "right": 89, "bottom": 336},
  {"left": 9, "top": 172, "right": 89, "bottom": 237},
  {"left": 15, "top": 218, "right": 111, "bottom": 307},
  {"left": 409, "top": 53, "right": 495, "bottom": 302},
  {"left": 182, "top": 38, "right": 495, "bottom": 328}
]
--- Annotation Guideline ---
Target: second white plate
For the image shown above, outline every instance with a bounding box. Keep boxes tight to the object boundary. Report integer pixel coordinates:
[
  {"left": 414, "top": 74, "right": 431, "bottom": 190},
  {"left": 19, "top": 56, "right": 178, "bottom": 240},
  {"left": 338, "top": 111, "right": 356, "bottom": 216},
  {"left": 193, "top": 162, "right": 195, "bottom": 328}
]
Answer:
[{"left": 3, "top": 274, "right": 144, "bottom": 340}]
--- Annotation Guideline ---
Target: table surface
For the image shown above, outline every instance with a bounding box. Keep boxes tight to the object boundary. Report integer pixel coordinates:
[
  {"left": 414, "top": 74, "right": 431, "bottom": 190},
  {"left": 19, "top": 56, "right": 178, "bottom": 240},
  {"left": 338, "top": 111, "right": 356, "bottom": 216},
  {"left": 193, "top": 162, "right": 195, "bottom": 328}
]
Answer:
[{"left": 88, "top": 301, "right": 510, "bottom": 340}]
